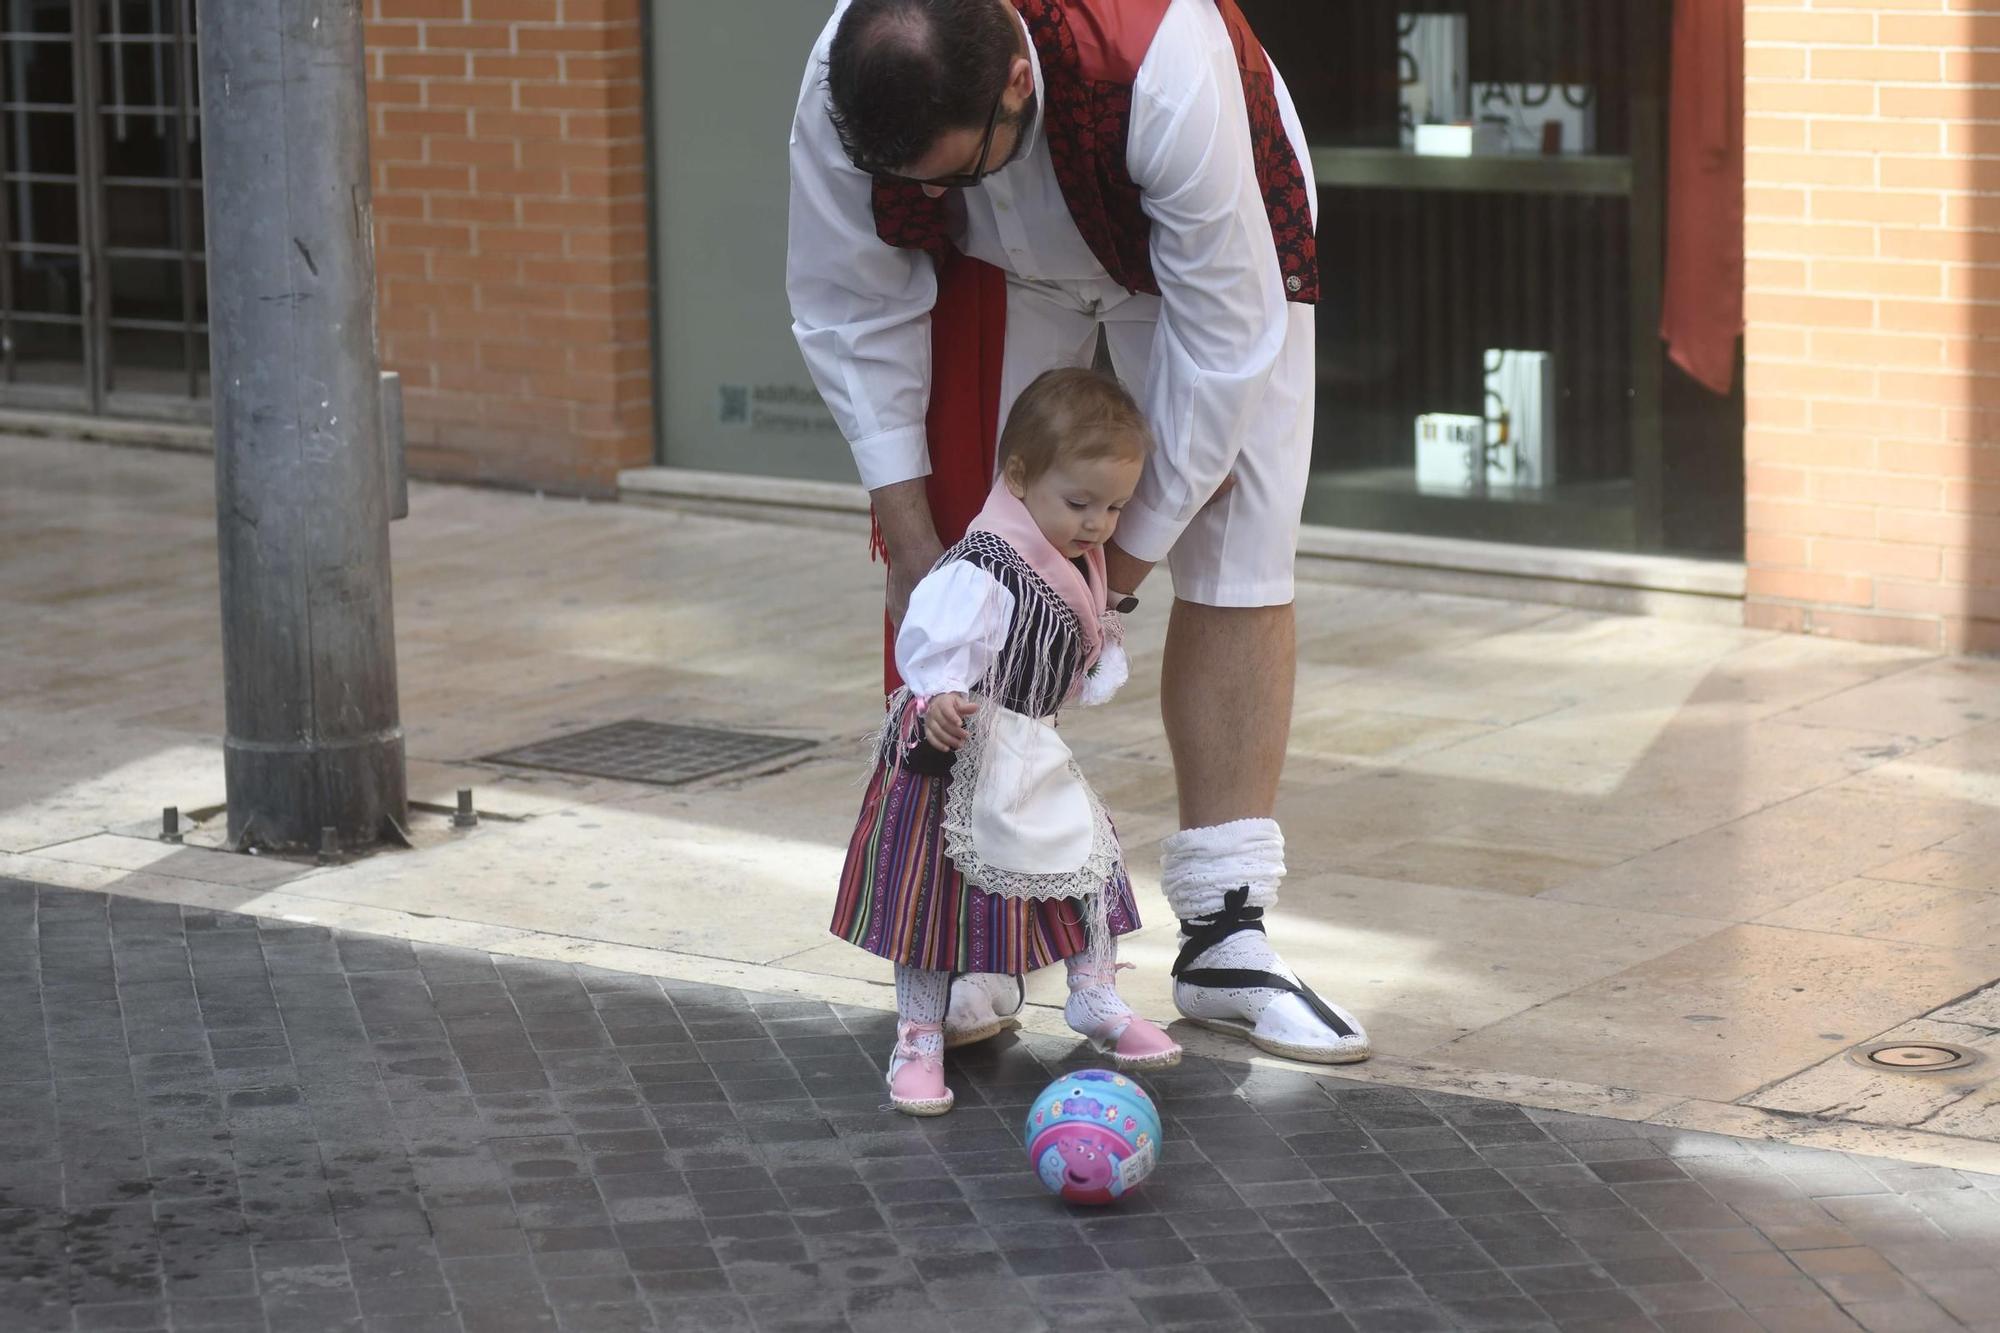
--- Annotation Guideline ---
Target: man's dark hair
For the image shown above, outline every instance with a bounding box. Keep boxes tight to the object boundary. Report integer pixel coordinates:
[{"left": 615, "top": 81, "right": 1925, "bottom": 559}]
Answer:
[{"left": 825, "top": 0, "right": 1016, "bottom": 174}]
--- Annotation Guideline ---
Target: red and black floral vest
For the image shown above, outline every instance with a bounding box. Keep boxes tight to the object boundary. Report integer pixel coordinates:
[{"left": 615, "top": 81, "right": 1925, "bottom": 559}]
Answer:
[{"left": 871, "top": 0, "right": 1318, "bottom": 304}]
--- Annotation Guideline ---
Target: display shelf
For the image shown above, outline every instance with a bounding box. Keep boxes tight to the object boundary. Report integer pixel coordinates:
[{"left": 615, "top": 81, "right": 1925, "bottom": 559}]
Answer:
[
  {"left": 1310, "top": 146, "right": 1634, "bottom": 198},
  {"left": 1303, "top": 467, "right": 1639, "bottom": 552}
]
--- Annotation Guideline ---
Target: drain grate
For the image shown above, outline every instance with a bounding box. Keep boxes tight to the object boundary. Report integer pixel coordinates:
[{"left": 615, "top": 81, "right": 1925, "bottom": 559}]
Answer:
[
  {"left": 1849, "top": 1041, "right": 1981, "bottom": 1074},
  {"left": 483, "top": 720, "right": 814, "bottom": 787}
]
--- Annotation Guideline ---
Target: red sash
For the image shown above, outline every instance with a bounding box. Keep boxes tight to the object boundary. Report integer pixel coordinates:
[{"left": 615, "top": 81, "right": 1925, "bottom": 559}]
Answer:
[{"left": 880, "top": 250, "right": 1008, "bottom": 694}]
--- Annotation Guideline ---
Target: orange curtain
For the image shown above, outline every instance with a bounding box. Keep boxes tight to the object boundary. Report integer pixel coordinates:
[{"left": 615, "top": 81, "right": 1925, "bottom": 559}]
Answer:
[{"left": 1660, "top": 0, "right": 1745, "bottom": 396}]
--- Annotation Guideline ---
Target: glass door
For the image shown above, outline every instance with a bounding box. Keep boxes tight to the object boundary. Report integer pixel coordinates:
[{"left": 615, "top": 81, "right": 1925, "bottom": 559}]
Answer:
[
  {"left": 0, "top": 0, "right": 207, "bottom": 420},
  {"left": 1, "top": 0, "right": 88, "bottom": 406}
]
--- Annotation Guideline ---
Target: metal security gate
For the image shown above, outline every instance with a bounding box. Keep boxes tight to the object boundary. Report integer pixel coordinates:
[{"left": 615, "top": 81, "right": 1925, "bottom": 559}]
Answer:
[{"left": 1, "top": 0, "right": 207, "bottom": 420}]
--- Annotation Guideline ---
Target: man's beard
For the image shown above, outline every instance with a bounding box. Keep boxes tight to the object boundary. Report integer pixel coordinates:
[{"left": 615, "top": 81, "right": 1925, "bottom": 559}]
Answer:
[{"left": 991, "top": 90, "right": 1040, "bottom": 174}]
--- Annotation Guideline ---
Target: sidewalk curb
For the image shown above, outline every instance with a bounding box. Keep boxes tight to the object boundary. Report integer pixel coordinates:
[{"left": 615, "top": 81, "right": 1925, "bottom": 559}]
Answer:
[{"left": 0, "top": 409, "right": 212, "bottom": 453}]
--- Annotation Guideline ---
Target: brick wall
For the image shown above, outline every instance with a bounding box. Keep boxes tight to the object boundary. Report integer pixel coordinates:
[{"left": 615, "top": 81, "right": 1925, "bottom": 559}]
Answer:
[
  {"left": 364, "top": 0, "right": 652, "bottom": 497},
  {"left": 1745, "top": 2, "right": 2000, "bottom": 652}
]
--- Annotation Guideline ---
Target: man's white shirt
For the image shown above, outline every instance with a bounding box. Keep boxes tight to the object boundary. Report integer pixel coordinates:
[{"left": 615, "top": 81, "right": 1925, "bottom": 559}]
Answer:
[{"left": 786, "top": 0, "right": 1310, "bottom": 563}]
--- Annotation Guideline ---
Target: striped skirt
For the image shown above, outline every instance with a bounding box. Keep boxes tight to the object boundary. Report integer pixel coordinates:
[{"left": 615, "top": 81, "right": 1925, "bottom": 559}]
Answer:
[{"left": 833, "top": 738, "right": 1141, "bottom": 974}]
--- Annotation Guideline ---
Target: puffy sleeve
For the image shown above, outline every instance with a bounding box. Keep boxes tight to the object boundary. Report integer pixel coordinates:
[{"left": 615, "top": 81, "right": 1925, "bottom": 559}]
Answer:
[
  {"left": 1076, "top": 611, "right": 1130, "bottom": 706},
  {"left": 786, "top": 6, "right": 938, "bottom": 489},
  {"left": 895, "top": 561, "right": 1017, "bottom": 697},
  {"left": 1077, "top": 643, "right": 1130, "bottom": 707}
]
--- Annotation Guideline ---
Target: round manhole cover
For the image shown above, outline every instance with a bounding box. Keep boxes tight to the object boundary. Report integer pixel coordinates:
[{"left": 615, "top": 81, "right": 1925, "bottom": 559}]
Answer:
[{"left": 1850, "top": 1042, "right": 1980, "bottom": 1073}]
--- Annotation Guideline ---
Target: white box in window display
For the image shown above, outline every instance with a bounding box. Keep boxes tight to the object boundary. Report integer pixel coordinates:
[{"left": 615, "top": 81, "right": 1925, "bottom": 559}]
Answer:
[
  {"left": 1415, "top": 412, "right": 1488, "bottom": 497},
  {"left": 1472, "top": 83, "right": 1599, "bottom": 155},
  {"left": 1398, "top": 14, "right": 1470, "bottom": 150},
  {"left": 1483, "top": 349, "right": 1556, "bottom": 491},
  {"left": 1414, "top": 122, "right": 1508, "bottom": 158}
]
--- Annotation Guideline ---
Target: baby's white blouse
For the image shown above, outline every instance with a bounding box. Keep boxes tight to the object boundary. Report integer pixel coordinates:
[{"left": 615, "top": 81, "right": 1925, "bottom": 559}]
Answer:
[{"left": 894, "top": 560, "right": 1126, "bottom": 706}]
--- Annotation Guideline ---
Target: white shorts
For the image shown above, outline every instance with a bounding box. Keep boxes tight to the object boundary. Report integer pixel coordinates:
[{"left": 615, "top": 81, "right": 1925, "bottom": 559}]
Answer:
[{"left": 994, "top": 273, "right": 1317, "bottom": 608}]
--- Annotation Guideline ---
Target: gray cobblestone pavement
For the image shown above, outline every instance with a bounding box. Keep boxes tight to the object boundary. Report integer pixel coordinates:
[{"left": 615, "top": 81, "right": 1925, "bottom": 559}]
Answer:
[{"left": 3, "top": 877, "right": 1998, "bottom": 1333}]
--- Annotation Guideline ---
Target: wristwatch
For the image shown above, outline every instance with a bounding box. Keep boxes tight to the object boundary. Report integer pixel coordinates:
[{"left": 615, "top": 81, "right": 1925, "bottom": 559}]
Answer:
[{"left": 1111, "top": 592, "right": 1139, "bottom": 614}]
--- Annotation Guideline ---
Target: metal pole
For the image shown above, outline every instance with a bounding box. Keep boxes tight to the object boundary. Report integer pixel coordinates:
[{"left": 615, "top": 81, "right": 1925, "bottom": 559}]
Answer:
[
  {"left": 197, "top": 0, "right": 406, "bottom": 853},
  {"left": 381, "top": 369, "right": 409, "bottom": 520}
]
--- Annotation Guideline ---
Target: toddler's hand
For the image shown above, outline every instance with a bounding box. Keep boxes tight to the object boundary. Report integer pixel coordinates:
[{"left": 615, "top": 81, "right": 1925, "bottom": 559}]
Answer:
[{"left": 924, "top": 693, "right": 978, "bottom": 751}]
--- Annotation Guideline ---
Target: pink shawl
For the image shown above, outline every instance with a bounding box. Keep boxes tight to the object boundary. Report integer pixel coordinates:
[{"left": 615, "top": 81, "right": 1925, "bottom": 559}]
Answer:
[{"left": 965, "top": 478, "right": 1107, "bottom": 686}]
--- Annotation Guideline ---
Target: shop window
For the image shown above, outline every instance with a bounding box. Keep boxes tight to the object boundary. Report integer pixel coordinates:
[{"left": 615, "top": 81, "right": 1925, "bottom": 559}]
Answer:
[{"left": 1242, "top": 0, "right": 1744, "bottom": 558}]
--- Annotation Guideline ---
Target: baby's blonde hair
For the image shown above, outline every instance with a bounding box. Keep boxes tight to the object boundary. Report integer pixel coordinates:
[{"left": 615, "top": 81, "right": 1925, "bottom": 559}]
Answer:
[{"left": 998, "top": 367, "right": 1152, "bottom": 486}]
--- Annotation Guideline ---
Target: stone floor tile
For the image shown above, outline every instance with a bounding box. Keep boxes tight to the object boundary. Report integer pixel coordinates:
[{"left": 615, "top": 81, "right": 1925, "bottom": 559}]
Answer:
[
  {"left": 1752, "top": 1306, "right": 1866, "bottom": 1333},
  {"left": 1844, "top": 1300, "right": 1967, "bottom": 1333},
  {"left": 1654, "top": 1314, "right": 1763, "bottom": 1333},
  {"left": 1, "top": 874, "right": 1996, "bottom": 1333}
]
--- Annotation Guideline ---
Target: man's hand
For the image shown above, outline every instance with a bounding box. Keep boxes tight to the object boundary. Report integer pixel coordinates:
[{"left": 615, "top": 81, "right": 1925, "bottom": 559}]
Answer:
[
  {"left": 924, "top": 693, "right": 978, "bottom": 751},
  {"left": 872, "top": 478, "right": 942, "bottom": 628}
]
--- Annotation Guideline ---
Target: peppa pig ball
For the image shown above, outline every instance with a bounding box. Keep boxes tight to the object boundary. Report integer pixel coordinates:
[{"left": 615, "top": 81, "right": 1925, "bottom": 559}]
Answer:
[{"left": 1024, "top": 1069, "right": 1162, "bottom": 1205}]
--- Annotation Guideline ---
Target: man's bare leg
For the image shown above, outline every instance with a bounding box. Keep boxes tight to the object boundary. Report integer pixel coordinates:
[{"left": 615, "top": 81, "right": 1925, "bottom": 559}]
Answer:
[
  {"left": 1161, "top": 601, "right": 1294, "bottom": 828},
  {"left": 1159, "top": 598, "right": 1370, "bottom": 1063}
]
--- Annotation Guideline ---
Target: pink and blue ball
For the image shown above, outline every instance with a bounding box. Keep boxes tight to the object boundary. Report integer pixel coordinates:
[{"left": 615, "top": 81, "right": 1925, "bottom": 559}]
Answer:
[{"left": 1024, "top": 1069, "right": 1163, "bottom": 1205}]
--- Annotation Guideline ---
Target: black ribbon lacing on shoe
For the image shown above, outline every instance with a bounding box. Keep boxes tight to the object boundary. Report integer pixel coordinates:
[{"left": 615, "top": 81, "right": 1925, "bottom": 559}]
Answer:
[{"left": 1170, "top": 885, "right": 1357, "bottom": 1039}]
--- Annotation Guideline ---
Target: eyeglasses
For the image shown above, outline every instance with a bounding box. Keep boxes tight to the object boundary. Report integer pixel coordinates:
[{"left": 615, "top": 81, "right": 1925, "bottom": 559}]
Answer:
[{"left": 863, "top": 83, "right": 1007, "bottom": 190}]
